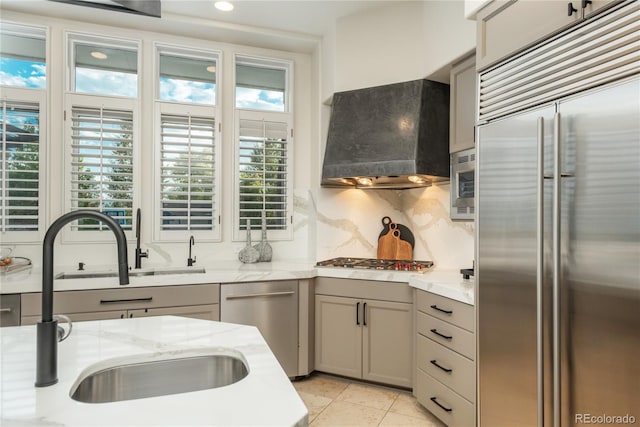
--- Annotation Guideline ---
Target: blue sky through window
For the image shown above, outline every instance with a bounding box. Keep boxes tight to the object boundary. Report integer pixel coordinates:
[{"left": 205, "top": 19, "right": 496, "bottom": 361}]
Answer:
[
  {"left": 75, "top": 67, "right": 137, "bottom": 97},
  {"left": 160, "top": 77, "right": 216, "bottom": 104},
  {"left": 236, "top": 87, "right": 284, "bottom": 112},
  {"left": 0, "top": 58, "right": 46, "bottom": 88}
]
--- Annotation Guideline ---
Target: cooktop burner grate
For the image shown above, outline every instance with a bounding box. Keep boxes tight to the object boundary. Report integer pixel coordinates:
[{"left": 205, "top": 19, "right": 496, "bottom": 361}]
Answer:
[{"left": 315, "top": 257, "right": 433, "bottom": 272}]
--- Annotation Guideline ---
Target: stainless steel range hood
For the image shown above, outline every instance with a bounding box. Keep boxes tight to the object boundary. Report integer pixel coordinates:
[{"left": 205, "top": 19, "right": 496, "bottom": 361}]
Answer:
[{"left": 322, "top": 79, "right": 450, "bottom": 189}]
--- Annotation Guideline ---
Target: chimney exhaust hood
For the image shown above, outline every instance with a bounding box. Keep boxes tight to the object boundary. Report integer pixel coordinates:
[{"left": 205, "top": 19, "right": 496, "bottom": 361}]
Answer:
[{"left": 321, "top": 79, "right": 450, "bottom": 189}]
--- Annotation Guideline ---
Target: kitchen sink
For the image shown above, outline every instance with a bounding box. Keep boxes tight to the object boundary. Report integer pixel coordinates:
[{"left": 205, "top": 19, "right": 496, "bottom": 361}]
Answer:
[
  {"left": 56, "top": 267, "right": 206, "bottom": 280},
  {"left": 70, "top": 350, "right": 248, "bottom": 404}
]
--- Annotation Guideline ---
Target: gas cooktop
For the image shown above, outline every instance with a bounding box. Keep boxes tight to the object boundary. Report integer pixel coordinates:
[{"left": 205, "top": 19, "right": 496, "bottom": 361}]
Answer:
[{"left": 315, "top": 257, "right": 434, "bottom": 272}]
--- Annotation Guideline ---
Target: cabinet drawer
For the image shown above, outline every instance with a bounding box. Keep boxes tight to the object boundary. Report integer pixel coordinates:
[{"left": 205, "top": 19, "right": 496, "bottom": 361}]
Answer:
[
  {"left": 415, "top": 368, "right": 475, "bottom": 427},
  {"left": 416, "top": 290, "right": 474, "bottom": 332},
  {"left": 22, "top": 284, "right": 220, "bottom": 316},
  {"left": 417, "top": 334, "right": 475, "bottom": 403},
  {"left": 417, "top": 311, "right": 475, "bottom": 360}
]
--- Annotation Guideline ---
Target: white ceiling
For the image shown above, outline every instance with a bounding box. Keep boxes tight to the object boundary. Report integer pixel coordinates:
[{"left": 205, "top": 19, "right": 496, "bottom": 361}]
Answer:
[
  {"left": 162, "top": 1, "right": 406, "bottom": 37},
  {"left": 1, "top": 0, "right": 410, "bottom": 52}
]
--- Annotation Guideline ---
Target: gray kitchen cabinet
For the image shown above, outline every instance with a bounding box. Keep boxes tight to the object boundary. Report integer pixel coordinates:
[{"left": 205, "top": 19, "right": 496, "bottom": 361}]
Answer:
[
  {"left": 449, "top": 53, "right": 476, "bottom": 154},
  {"left": 315, "top": 295, "right": 362, "bottom": 379},
  {"left": 413, "top": 289, "right": 476, "bottom": 427},
  {"left": 315, "top": 277, "right": 413, "bottom": 388},
  {"left": 475, "top": 0, "right": 620, "bottom": 71},
  {"left": 20, "top": 283, "right": 220, "bottom": 325},
  {"left": 0, "top": 294, "right": 21, "bottom": 327}
]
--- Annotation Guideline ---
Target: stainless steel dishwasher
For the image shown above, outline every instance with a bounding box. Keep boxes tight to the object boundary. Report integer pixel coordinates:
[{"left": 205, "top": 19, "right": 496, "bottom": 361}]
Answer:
[{"left": 220, "top": 281, "right": 298, "bottom": 377}]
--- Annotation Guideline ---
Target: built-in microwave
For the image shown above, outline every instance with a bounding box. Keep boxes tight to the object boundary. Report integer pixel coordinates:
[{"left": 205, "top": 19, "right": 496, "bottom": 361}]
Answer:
[{"left": 450, "top": 148, "right": 475, "bottom": 220}]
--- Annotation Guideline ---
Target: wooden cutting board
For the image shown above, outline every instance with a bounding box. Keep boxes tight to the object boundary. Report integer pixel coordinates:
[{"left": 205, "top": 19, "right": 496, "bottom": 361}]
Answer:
[
  {"left": 377, "top": 223, "right": 413, "bottom": 260},
  {"left": 377, "top": 226, "right": 397, "bottom": 260}
]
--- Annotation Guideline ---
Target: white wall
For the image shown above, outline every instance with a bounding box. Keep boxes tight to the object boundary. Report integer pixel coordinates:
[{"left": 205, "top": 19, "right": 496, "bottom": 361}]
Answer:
[{"left": 332, "top": 0, "right": 476, "bottom": 92}]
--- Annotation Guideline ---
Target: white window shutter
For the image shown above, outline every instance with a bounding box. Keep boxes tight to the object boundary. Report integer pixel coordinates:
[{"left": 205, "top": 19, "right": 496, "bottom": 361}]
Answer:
[
  {"left": 238, "top": 116, "right": 290, "bottom": 231},
  {"left": 70, "top": 107, "right": 134, "bottom": 230},
  {"left": 159, "top": 113, "right": 216, "bottom": 233},
  {"left": 0, "top": 100, "right": 40, "bottom": 232}
]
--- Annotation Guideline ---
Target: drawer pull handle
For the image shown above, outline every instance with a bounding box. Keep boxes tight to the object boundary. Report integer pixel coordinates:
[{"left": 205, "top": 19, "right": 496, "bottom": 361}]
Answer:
[
  {"left": 430, "top": 328, "right": 453, "bottom": 340},
  {"left": 430, "top": 359, "right": 453, "bottom": 373},
  {"left": 100, "top": 297, "right": 153, "bottom": 304},
  {"left": 0, "top": 308, "right": 13, "bottom": 313},
  {"left": 363, "top": 302, "right": 367, "bottom": 326},
  {"left": 225, "top": 291, "right": 295, "bottom": 300},
  {"left": 356, "top": 302, "right": 360, "bottom": 325},
  {"left": 430, "top": 304, "right": 453, "bottom": 314},
  {"left": 430, "top": 397, "right": 453, "bottom": 412}
]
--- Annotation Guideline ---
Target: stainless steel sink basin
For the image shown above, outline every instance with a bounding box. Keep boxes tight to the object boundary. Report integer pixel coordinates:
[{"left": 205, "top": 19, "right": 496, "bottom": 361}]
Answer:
[
  {"left": 56, "top": 267, "right": 206, "bottom": 280},
  {"left": 70, "top": 351, "right": 248, "bottom": 404}
]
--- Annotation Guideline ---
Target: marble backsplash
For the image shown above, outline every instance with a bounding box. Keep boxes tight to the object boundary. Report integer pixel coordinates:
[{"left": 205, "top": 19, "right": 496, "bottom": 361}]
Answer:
[{"left": 315, "top": 182, "right": 475, "bottom": 270}]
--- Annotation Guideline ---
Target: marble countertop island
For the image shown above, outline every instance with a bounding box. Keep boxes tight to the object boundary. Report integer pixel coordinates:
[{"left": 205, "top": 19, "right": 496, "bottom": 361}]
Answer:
[{"left": 0, "top": 316, "right": 308, "bottom": 426}]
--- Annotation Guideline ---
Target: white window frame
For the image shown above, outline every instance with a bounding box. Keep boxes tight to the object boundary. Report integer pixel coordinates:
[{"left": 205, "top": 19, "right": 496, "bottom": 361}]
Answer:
[
  {"left": 66, "top": 31, "right": 140, "bottom": 98},
  {"left": 0, "top": 87, "right": 47, "bottom": 243},
  {"left": 63, "top": 93, "right": 140, "bottom": 243},
  {"left": 233, "top": 54, "right": 293, "bottom": 241},
  {"left": 62, "top": 32, "right": 140, "bottom": 243},
  {"left": 155, "top": 43, "right": 220, "bottom": 106},
  {"left": 153, "top": 44, "right": 222, "bottom": 242}
]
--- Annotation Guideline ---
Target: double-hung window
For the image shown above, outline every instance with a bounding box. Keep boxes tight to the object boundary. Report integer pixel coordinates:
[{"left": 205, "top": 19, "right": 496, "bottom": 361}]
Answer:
[
  {"left": 234, "top": 55, "right": 293, "bottom": 241},
  {"left": 0, "top": 23, "right": 47, "bottom": 241},
  {"left": 65, "top": 33, "right": 139, "bottom": 240},
  {"left": 154, "top": 44, "right": 221, "bottom": 241}
]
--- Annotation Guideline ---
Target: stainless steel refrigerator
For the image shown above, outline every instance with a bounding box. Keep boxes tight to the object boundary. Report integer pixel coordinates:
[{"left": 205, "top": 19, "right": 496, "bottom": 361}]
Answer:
[{"left": 476, "top": 5, "right": 640, "bottom": 426}]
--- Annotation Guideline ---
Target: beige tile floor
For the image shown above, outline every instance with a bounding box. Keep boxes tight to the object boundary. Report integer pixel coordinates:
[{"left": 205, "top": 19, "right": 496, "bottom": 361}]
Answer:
[{"left": 293, "top": 373, "right": 446, "bottom": 426}]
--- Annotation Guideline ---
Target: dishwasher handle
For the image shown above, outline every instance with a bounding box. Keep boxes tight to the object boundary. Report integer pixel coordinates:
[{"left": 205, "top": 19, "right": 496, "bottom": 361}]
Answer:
[{"left": 225, "top": 291, "right": 295, "bottom": 300}]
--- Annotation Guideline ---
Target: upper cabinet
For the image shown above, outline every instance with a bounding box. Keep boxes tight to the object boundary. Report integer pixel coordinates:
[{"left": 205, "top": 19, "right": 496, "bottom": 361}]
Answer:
[
  {"left": 475, "top": 0, "right": 622, "bottom": 71},
  {"left": 450, "top": 54, "right": 477, "bottom": 154}
]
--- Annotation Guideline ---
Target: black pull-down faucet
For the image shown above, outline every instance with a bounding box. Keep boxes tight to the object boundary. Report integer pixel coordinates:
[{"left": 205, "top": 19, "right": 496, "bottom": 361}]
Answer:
[
  {"left": 187, "top": 235, "right": 196, "bottom": 266},
  {"left": 134, "top": 208, "right": 148, "bottom": 269},
  {"left": 36, "top": 210, "right": 129, "bottom": 387}
]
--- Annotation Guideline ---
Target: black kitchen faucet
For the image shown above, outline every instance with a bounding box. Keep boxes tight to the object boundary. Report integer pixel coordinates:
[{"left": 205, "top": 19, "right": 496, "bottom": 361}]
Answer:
[{"left": 36, "top": 210, "right": 130, "bottom": 387}]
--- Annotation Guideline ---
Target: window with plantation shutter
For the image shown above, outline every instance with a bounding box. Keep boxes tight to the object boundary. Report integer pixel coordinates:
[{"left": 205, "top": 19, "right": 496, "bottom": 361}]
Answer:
[
  {"left": 70, "top": 106, "right": 134, "bottom": 231},
  {"left": 0, "top": 100, "right": 41, "bottom": 234},
  {"left": 237, "top": 113, "right": 291, "bottom": 234},
  {"left": 159, "top": 113, "right": 217, "bottom": 235}
]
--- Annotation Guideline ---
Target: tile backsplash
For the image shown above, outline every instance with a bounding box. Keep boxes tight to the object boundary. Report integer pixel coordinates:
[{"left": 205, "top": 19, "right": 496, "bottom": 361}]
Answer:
[{"left": 315, "top": 183, "right": 474, "bottom": 270}]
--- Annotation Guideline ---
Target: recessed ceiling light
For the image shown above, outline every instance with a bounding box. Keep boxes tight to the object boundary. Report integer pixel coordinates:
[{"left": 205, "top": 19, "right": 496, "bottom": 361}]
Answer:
[
  {"left": 90, "top": 51, "right": 108, "bottom": 60},
  {"left": 206, "top": 65, "right": 216, "bottom": 73},
  {"left": 214, "top": 1, "right": 234, "bottom": 12}
]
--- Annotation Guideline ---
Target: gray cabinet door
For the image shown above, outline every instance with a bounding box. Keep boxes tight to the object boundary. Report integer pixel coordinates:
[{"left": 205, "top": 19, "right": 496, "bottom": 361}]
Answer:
[
  {"left": 450, "top": 54, "right": 476, "bottom": 154},
  {"left": 314, "top": 295, "right": 362, "bottom": 378},
  {"left": 476, "top": 0, "right": 581, "bottom": 70},
  {"left": 362, "top": 299, "right": 412, "bottom": 388}
]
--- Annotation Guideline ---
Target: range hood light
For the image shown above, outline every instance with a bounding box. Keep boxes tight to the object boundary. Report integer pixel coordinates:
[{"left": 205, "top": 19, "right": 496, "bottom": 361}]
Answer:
[
  {"left": 408, "top": 175, "right": 425, "bottom": 184},
  {"left": 356, "top": 177, "right": 373, "bottom": 186}
]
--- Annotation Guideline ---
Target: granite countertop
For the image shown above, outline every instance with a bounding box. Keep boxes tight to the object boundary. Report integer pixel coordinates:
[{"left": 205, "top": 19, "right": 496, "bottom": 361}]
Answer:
[
  {"left": 1, "top": 261, "right": 475, "bottom": 305},
  {"left": 0, "top": 316, "right": 308, "bottom": 426}
]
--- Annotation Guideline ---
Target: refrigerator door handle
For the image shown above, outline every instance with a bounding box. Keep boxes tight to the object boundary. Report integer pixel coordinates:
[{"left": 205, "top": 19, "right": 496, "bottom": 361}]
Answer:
[
  {"left": 536, "top": 116, "right": 545, "bottom": 427},
  {"left": 553, "top": 112, "right": 562, "bottom": 427}
]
